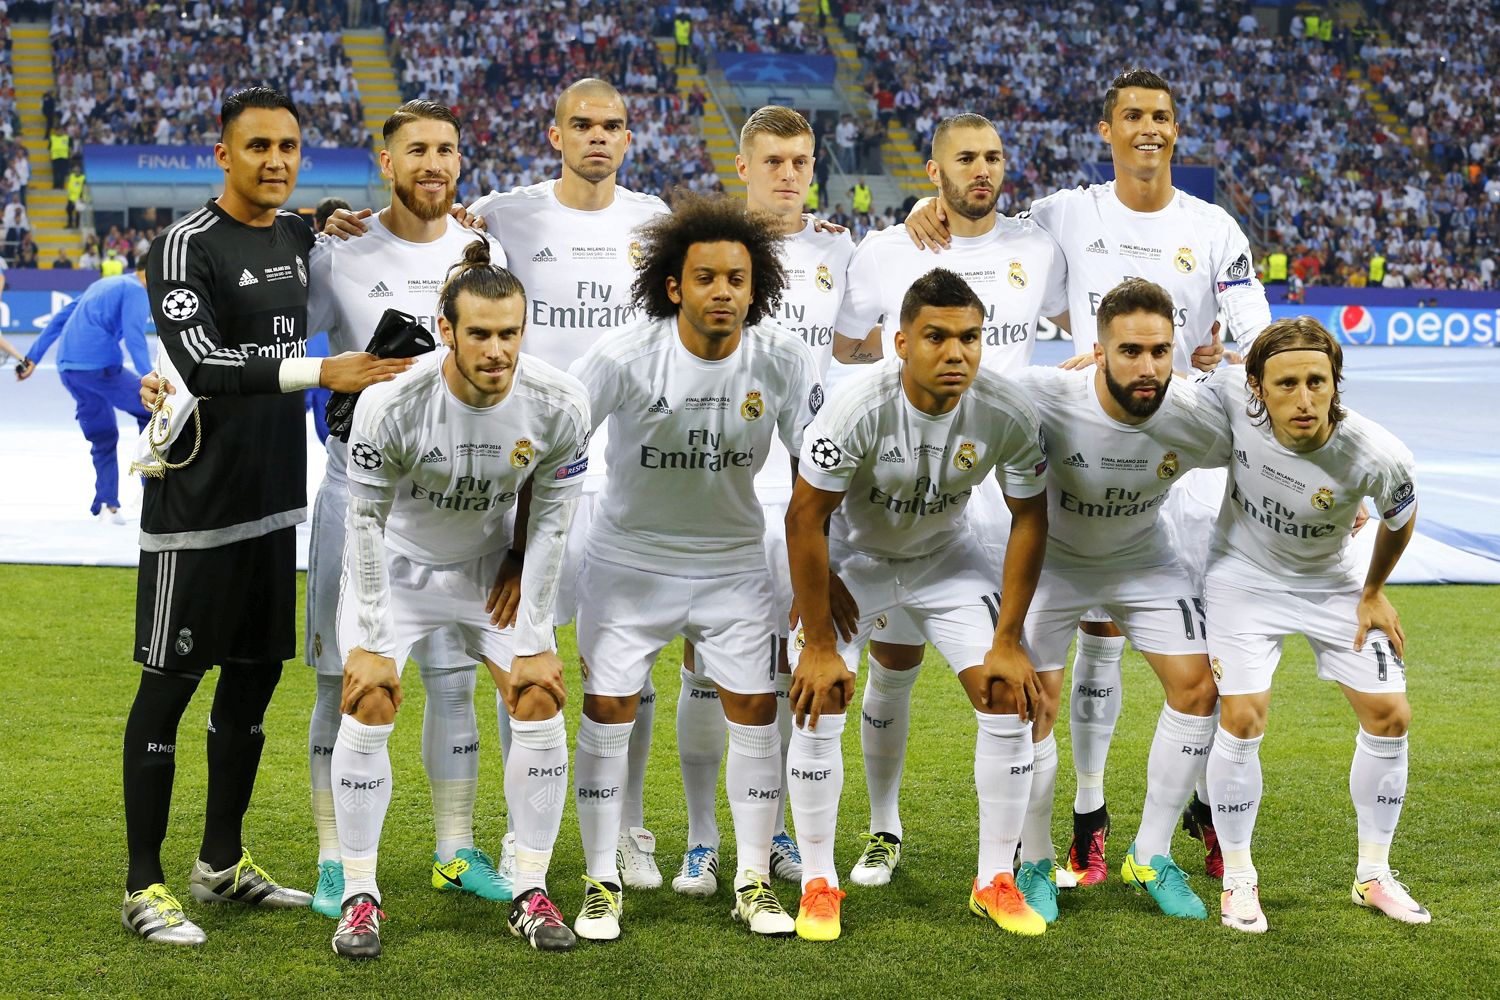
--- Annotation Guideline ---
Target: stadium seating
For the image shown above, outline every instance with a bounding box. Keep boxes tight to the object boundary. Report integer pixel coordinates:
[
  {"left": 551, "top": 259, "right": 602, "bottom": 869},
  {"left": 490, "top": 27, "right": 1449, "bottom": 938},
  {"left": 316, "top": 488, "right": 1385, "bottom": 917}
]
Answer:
[
  {"left": 690, "top": 1, "right": 833, "bottom": 57},
  {"left": 383, "top": 1, "right": 721, "bottom": 204},
  {"left": 49, "top": 0, "right": 366, "bottom": 149},
  {"left": 24, "top": 0, "right": 1497, "bottom": 288}
]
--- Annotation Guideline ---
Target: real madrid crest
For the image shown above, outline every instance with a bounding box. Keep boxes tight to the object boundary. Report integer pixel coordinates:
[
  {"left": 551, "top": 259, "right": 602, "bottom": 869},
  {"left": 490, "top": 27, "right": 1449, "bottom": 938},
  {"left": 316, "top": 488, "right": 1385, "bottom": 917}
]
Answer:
[
  {"left": 815, "top": 263, "right": 833, "bottom": 292},
  {"left": 628, "top": 240, "right": 645, "bottom": 269},
  {"left": 1157, "top": 451, "right": 1179, "bottom": 480},
  {"left": 1211, "top": 657, "right": 1223, "bottom": 681},
  {"left": 1312, "top": 486, "right": 1334, "bottom": 511},
  {"left": 874, "top": 614, "right": 889, "bottom": 631},
  {"left": 297, "top": 255, "right": 308, "bottom": 286},
  {"left": 1174, "top": 247, "right": 1196, "bottom": 274},
  {"left": 148, "top": 404, "right": 174, "bottom": 446},
  {"left": 954, "top": 441, "right": 978, "bottom": 471},
  {"left": 1007, "top": 260, "right": 1027, "bottom": 289},
  {"left": 510, "top": 438, "right": 535, "bottom": 468},
  {"left": 741, "top": 390, "right": 764, "bottom": 421}
]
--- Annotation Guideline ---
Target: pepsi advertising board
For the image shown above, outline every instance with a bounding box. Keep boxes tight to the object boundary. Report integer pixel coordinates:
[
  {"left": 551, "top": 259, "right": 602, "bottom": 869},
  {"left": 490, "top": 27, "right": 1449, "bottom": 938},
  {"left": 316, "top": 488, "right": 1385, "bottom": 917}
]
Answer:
[{"left": 1269, "top": 304, "right": 1499, "bottom": 347}]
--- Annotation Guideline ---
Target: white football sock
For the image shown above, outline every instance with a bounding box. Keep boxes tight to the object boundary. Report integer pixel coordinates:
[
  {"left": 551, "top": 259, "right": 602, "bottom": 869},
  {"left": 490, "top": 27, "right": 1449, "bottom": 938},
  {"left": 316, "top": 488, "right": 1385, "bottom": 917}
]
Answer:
[
  {"left": 787, "top": 712, "right": 845, "bottom": 890},
  {"left": 420, "top": 664, "right": 479, "bottom": 861},
  {"left": 622, "top": 676, "right": 656, "bottom": 831},
  {"left": 1020, "top": 731, "right": 1059, "bottom": 864},
  {"left": 726, "top": 721, "right": 781, "bottom": 885},
  {"left": 332, "top": 715, "right": 394, "bottom": 903},
  {"left": 1350, "top": 727, "right": 1408, "bottom": 882},
  {"left": 1070, "top": 631, "right": 1125, "bottom": 814},
  {"left": 1133, "top": 704, "right": 1215, "bottom": 860},
  {"left": 506, "top": 712, "right": 568, "bottom": 895},
  {"left": 495, "top": 690, "right": 514, "bottom": 836},
  {"left": 773, "top": 671, "right": 793, "bottom": 837},
  {"left": 575, "top": 716, "right": 633, "bottom": 882},
  {"left": 1194, "top": 704, "right": 1220, "bottom": 805},
  {"left": 861, "top": 655, "right": 918, "bottom": 839},
  {"left": 975, "top": 712, "right": 1033, "bottom": 884},
  {"left": 309, "top": 673, "right": 342, "bottom": 863},
  {"left": 1207, "top": 726, "right": 1263, "bottom": 881},
  {"left": 676, "top": 665, "right": 725, "bottom": 849}
]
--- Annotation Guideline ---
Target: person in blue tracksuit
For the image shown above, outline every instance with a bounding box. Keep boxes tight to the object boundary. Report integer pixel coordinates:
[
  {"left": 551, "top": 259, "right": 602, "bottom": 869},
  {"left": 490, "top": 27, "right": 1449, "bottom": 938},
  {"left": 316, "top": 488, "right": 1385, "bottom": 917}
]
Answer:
[{"left": 19, "top": 270, "right": 153, "bottom": 520}]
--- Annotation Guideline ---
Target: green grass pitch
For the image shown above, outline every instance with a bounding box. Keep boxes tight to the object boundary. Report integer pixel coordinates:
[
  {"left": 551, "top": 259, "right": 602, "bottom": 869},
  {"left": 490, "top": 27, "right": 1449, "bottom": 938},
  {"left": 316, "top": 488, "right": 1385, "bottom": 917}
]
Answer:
[{"left": 1, "top": 566, "right": 1496, "bottom": 999}]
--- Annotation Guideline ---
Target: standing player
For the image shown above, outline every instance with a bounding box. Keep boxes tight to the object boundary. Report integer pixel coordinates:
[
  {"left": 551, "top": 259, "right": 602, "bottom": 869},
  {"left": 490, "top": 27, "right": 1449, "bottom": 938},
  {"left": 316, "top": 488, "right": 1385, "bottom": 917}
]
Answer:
[
  {"left": 906, "top": 69, "right": 1272, "bottom": 882},
  {"left": 1201, "top": 318, "right": 1426, "bottom": 933},
  {"left": 18, "top": 268, "right": 152, "bottom": 522},
  {"left": 834, "top": 113, "right": 1066, "bottom": 887},
  {"left": 736, "top": 106, "right": 862, "bottom": 383},
  {"left": 1012, "top": 279, "right": 1229, "bottom": 924},
  {"left": 469, "top": 78, "right": 672, "bottom": 889},
  {"left": 565, "top": 195, "right": 818, "bottom": 940},
  {"left": 784, "top": 268, "right": 1050, "bottom": 941},
  {"left": 122, "top": 87, "right": 406, "bottom": 946},
  {"left": 303, "top": 101, "right": 510, "bottom": 918},
  {"left": 671, "top": 105, "right": 857, "bottom": 892},
  {"left": 330, "top": 242, "right": 590, "bottom": 957}
]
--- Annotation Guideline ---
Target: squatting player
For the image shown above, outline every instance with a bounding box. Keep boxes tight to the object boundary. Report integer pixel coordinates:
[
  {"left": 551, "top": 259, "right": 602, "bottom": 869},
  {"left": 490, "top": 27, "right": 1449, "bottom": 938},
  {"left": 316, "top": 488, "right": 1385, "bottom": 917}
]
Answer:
[
  {"left": 123, "top": 87, "right": 406, "bottom": 946},
  {"left": 1200, "top": 317, "right": 1427, "bottom": 933},
  {"left": 565, "top": 195, "right": 820, "bottom": 940},
  {"left": 785, "top": 267, "right": 1050, "bottom": 941},
  {"left": 304, "top": 100, "right": 510, "bottom": 916},
  {"left": 833, "top": 112, "right": 1065, "bottom": 887},
  {"left": 330, "top": 241, "right": 590, "bottom": 957},
  {"left": 1012, "top": 278, "right": 1231, "bottom": 924}
]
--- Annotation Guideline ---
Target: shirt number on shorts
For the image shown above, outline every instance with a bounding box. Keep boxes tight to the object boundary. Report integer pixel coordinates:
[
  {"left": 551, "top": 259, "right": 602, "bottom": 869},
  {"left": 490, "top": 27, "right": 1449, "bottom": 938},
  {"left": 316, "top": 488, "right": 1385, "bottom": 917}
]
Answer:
[
  {"left": 1175, "top": 598, "right": 1206, "bottom": 641},
  {"left": 980, "top": 592, "right": 1003, "bottom": 629},
  {"left": 1372, "top": 641, "right": 1405, "bottom": 682}
]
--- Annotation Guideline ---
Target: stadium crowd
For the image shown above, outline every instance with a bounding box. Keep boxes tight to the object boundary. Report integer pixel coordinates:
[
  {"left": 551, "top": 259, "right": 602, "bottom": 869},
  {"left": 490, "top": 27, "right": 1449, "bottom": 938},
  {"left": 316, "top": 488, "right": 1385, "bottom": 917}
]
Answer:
[
  {"left": 47, "top": 0, "right": 366, "bottom": 149},
  {"left": 0, "top": 0, "right": 1489, "bottom": 287},
  {"left": 385, "top": 0, "right": 720, "bottom": 203}
]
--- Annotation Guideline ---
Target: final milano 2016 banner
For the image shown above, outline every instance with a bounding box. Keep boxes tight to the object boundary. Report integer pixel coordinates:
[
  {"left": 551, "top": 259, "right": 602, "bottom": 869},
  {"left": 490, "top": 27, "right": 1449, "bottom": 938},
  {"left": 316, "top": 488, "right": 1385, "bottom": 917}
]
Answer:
[{"left": 81, "top": 144, "right": 374, "bottom": 186}]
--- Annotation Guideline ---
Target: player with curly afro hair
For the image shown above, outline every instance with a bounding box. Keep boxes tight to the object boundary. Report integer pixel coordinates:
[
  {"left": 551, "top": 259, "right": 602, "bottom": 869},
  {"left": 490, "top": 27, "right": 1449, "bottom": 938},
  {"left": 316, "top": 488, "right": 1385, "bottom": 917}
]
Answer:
[{"left": 630, "top": 193, "right": 789, "bottom": 331}]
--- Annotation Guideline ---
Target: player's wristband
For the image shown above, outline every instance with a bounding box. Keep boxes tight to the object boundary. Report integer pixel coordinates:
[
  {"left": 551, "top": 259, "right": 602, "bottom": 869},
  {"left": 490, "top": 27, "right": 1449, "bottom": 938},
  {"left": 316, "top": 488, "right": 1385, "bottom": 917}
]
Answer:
[{"left": 278, "top": 356, "right": 324, "bottom": 392}]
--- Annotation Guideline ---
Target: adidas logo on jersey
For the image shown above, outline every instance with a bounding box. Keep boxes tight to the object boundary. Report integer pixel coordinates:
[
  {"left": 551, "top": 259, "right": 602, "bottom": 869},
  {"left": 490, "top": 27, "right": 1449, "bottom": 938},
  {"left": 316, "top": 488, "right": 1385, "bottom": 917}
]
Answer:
[
  {"left": 1086, "top": 238, "right": 1108, "bottom": 254},
  {"left": 532, "top": 247, "right": 557, "bottom": 262},
  {"left": 420, "top": 446, "right": 447, "bottom": 464},
  {"left": 368, "top": 281, "right": 394, "bottom": 298},
  {"left": 1063, "top": 452, "right": 1089, "bottom": 467},
  {"left": 238, "top": 268, "right": 258, "bottom": 287},
  {"left": 648, "top": 396, "right": 673, "bottom": 414},
  {"left": 878, "top": 446, "right": 905, "bottom": 464}
]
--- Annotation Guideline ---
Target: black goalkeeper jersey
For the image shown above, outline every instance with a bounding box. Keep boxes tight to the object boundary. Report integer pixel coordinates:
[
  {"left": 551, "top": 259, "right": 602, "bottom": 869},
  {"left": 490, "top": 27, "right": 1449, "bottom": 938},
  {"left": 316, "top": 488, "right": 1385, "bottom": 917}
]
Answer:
[{"left": 141, "top": 200, "right": 316, "bottom": 551}]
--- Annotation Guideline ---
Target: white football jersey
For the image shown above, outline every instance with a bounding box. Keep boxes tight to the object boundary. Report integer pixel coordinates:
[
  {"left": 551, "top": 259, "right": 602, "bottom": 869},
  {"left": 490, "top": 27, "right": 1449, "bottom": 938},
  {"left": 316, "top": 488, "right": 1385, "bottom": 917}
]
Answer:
[
  {"left": 835, "top": 218, "right": 1067, "bottom": 376},
  {"left": 1199, "top": 367, "right": 1417, "bottom": 591},
  {"left": 1015, "top": 366, "right": 1231, "bottom": 572},
  {"left": 345, "top": 351, "right": 592, "bottom": 566},
  {"left": 800, "top": 361, "right": 1048, "bottom": 561},
  {"left": 306, "top": 216, "right": 503, "bottom": 475},
  {"left": 1027, "top": 182, "right": 1271, "bottom": 364},
  {"left": 570, "top": 316, "right": 822, "bottom": 577},
  {"left": 769, "top": 221, "right": 855, "bottom": 376},
  {"left": 468, "top": 180, "right": 670, "bottom": 372}
]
